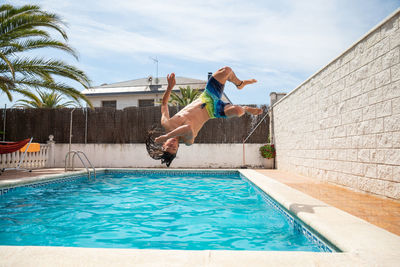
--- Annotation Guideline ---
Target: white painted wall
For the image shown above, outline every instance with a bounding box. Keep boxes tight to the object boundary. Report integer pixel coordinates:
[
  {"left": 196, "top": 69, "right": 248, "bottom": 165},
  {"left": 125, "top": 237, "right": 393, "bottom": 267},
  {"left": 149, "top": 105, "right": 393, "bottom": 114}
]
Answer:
[
  {"left": 88, "top": 94, "right": 164, "bottom": 109},
  {"left": 55, "top": 143, "right": 268, "bottom": 168},
  {"left": 272, "top": 9, "right": 400, "bottom": 199},
  {"left": 87, "top": 92, "right": 231, "bottom": 109}
]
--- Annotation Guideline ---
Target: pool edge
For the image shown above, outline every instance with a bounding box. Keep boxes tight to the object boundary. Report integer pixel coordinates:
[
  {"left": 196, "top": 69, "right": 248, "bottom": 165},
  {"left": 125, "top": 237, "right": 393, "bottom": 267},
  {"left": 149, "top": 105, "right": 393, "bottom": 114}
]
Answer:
[
  {"left": 239, "top": 169, "right": 400, "bottom": 266},
  {"left": 1, "top": 168, "right": 399, "bottom": 266},
  {"left": 0, "top": 246, "right": 362, "bottom": 267}
]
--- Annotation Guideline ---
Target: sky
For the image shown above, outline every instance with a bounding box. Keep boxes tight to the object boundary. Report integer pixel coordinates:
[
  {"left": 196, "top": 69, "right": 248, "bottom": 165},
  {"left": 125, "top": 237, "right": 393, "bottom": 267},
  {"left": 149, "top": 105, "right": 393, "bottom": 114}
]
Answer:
[{"left": 2, "top": 0, "right": 400, "bottom": 107}]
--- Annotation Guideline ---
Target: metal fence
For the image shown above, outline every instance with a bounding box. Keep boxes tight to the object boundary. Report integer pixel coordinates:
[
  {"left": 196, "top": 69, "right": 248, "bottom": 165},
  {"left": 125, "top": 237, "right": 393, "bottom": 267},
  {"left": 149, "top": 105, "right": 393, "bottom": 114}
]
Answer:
[{"left": 1, "top": 106, "right": 269, "bottom": 144}]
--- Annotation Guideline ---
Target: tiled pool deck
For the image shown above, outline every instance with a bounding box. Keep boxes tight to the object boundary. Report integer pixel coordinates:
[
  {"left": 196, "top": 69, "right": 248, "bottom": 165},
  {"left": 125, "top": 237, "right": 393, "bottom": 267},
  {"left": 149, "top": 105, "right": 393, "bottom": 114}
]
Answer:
[
  {"left": 1, "top": 168, "right": 400, "bottom": 266},
  {"left": 255, "top": 169, "right": 400, "bottom": 237}
]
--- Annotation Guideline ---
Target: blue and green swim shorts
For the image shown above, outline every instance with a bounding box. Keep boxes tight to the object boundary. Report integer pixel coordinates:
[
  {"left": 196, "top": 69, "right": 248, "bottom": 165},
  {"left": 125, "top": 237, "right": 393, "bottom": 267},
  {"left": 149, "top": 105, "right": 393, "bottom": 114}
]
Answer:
[{"left": 200, "top": 76, "right": 228, "bottom": 118}]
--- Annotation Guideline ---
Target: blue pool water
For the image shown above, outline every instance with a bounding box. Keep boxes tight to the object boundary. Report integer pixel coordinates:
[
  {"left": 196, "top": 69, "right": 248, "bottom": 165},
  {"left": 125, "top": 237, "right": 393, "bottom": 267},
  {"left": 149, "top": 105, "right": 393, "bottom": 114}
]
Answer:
[{"left": 0, "top": 171, "right": 332, "bottom": 251}]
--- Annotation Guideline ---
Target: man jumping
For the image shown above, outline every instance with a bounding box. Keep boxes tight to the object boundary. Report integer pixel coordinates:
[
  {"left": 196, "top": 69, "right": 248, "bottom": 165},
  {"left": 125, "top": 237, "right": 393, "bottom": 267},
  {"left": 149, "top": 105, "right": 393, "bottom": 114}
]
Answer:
[{"left": 146, "top": 66, "right": 263, "bottom": 167}]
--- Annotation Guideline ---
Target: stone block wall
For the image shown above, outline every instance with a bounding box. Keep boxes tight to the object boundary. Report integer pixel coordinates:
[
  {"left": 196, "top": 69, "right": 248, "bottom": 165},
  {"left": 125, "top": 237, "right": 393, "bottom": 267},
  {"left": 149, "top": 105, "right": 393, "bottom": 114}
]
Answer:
[{"left": 272, "top": 9, "right": 400, "bottom": 199}]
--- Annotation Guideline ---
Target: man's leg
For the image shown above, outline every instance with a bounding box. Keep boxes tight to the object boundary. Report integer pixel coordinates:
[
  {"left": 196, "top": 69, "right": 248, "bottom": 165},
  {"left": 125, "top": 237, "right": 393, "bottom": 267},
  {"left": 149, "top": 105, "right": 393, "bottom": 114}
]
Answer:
[
  {"left": 224, "top": 104, "right": 263, "bottom": 118},
  {"left": 212, "top": 66, "right": 257, "bottom": 89}
]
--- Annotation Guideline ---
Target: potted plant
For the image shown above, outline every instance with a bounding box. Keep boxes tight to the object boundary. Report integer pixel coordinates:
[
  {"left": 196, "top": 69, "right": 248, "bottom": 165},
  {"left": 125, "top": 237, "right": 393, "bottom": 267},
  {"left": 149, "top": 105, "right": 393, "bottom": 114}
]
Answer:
[{"left": 259, "top": 144, "right": 275, "bottom": 168}]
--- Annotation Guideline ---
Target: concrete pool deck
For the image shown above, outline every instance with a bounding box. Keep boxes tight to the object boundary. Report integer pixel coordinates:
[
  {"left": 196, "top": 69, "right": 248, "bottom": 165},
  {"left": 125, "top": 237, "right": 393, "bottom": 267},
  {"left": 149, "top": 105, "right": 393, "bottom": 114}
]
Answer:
[{"left": 0, "top": 168, "right": 399, "bottom": 266}]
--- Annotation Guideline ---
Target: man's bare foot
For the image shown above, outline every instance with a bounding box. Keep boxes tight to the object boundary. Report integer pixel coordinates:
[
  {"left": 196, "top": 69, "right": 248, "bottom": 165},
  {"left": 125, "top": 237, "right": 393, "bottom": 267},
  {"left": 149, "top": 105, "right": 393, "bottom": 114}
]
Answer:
[
  {"left": 237, "top": 79, "right": 257, "bottom": 89},
  {"left": 243, "top": 106, "right": 263, "bottom": 115}
]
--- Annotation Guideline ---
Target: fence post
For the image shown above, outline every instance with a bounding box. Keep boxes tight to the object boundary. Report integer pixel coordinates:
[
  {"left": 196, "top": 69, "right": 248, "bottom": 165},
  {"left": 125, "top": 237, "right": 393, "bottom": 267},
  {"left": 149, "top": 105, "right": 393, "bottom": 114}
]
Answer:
[{"left": 47, "top": 134, "right": 56, "bottom": 167}]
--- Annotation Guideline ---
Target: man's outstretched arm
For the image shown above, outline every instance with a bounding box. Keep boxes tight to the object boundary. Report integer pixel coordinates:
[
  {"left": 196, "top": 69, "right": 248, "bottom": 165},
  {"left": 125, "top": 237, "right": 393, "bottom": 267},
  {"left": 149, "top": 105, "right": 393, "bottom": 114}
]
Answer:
[
  {"left": 155, "top": 125, "right": 193, "bottom": 144},
  {"left": 161, "top": 73, "right": 176, "bottom": 126}
]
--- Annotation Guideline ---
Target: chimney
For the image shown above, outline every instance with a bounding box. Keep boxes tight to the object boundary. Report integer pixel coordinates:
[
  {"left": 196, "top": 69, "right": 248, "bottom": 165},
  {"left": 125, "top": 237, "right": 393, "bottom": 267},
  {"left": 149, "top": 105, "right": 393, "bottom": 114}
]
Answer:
[
  {"left": 208, "top": 72, "right": 212, "bottom": 80},
  {"left": 270, "top": 92, "right": 287, "bottom": 106}
]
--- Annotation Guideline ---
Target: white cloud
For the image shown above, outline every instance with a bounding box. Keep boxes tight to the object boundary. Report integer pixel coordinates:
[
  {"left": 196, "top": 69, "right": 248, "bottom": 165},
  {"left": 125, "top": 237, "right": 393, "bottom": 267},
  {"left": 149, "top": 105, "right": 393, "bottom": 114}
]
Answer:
[
  {"left": 3, "top": 0, "right": 400, "bottom": 105},
  {"left": 32, "top": 0, "right": 395, "bottom": 70}
]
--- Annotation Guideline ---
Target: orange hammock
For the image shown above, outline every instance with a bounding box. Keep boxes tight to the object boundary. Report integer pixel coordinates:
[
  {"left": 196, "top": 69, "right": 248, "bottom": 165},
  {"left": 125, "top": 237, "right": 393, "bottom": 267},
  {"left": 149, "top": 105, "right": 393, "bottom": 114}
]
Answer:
[{"left": 0, "top": 138, "right": 31, "bottom": 154}]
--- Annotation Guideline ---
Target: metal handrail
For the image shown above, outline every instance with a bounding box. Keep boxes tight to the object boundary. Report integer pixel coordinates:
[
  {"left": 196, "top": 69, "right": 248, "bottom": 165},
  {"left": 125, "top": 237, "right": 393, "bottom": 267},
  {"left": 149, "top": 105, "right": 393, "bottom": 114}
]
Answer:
[
  {"left": 65, "top": 150, "right": 96, "bottom": 179},
  {"left": 73, "top": 151, "right": 96, "bottom": 179},
  {"left": 242, "top": 110, "right": 270, "bottom": 168}
]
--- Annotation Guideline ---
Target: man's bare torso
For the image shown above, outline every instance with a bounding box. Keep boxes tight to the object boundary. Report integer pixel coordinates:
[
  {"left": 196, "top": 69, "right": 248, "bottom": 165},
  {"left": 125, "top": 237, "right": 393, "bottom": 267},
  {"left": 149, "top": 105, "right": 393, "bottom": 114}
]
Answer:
[
  {"left": 156, "top": 70, "right": 260, "bottom": 149},
  {"left": 163, "top": 98, "right": 210, "bottom": 144}
]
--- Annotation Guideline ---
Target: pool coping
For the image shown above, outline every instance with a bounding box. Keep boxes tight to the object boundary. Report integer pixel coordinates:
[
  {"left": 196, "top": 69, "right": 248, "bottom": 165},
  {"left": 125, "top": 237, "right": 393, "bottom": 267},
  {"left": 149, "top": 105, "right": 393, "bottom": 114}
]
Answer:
[
  {"left": 240, "top": 170, "right": 400, "bottom": 266},
  {"left": 1, "top": 168, "right": 399, "bottom": 266}
]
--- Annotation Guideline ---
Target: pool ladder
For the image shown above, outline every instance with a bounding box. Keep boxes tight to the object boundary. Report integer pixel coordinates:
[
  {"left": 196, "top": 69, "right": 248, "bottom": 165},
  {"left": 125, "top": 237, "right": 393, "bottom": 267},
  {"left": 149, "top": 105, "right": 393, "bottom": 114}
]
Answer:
[{"left": 65, "top": 150, "right": 96, "bottom": 179}]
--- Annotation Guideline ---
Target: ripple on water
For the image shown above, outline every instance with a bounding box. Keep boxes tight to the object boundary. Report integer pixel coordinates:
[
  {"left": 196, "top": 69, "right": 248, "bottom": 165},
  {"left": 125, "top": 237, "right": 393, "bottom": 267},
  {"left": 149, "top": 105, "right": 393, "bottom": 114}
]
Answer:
[{"left": 0, "top": 172, "right": 323, "bottom": 251}]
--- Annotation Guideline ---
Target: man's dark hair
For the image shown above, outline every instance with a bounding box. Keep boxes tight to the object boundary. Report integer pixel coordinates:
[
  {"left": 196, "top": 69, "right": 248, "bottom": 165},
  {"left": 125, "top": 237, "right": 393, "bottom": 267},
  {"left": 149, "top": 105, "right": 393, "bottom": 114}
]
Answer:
[
  {"left": 160, "top": 151, "right": 176, "bottom": 167},
  {"left": 145, "top": 127, "right": 177, "bottom": 167}
]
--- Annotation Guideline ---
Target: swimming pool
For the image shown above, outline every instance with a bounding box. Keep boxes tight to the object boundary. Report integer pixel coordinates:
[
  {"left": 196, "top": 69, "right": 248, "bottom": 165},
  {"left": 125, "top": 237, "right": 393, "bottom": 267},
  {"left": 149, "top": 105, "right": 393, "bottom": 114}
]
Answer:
[{"left": 0, "top": 170, "right": 336, "bottom": 252}]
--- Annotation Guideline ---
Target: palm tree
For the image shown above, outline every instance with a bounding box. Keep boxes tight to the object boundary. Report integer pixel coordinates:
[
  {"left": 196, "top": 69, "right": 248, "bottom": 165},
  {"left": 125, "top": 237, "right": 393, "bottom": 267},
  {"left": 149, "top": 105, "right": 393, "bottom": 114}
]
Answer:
[
  {"left": 169, "top": 86, "right": 202, "bottom": 107},
  {"left": 12, "top": 90, "right": 81, "bottom": 108},
  {"left": 0, "top": 4, "right": 93, "bottom": 108}
]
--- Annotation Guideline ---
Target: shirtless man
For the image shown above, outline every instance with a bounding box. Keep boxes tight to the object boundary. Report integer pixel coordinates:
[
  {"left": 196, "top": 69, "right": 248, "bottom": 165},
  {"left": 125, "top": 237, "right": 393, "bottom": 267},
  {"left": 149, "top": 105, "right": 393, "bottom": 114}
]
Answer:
[{"left": 146, "top": 66, "right": 263, "bottom": 167}]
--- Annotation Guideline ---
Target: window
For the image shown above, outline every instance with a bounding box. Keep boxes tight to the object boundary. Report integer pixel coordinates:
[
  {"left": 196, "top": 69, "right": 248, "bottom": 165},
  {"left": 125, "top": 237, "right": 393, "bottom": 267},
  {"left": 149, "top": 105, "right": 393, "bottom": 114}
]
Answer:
[
  {"left": 102, "top": 100, "right": 116, "bottom": 108},
  {"left": 138, "top": 99, "right": 154, "bottom": 107}
]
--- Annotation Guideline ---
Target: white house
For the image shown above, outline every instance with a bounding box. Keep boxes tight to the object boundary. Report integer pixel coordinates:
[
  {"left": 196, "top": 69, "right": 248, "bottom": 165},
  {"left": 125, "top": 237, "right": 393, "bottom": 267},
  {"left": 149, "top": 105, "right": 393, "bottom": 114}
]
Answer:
[{"left": 82, "top": 74, "right": 231, "bottom": 109}]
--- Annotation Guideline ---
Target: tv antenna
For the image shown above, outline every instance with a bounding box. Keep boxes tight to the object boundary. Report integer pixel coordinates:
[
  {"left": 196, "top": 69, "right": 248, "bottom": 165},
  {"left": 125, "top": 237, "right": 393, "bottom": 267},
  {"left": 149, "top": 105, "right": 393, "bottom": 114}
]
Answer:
[{"left": 149, "top": 56, "right": 159, "bottom": 84}]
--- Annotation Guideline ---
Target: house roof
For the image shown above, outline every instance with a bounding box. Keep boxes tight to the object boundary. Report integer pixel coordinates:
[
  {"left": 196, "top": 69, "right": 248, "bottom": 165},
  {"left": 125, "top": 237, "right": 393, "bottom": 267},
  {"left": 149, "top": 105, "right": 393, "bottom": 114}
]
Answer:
[
  {"left": 82, "top": 76, "right": 207, "bottom": 95},
  {"left": 82, "top": 76, "right": 232, "bottom": 103}
]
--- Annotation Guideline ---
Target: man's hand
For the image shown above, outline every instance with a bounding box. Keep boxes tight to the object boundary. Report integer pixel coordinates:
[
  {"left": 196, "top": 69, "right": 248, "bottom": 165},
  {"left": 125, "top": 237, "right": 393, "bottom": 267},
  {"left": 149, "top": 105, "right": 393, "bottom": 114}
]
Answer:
[
  {"left": 155, "top": 135, "right": 168, "bottom": 144},
  {"left": 161, "top": 73, "right": 175, "bottom": 122},
  {"left": 155, "top": 125, "right": 191, "bottom": 144},
  {"left": 167, "top": 73, "right": 176, "bottom": 90}
]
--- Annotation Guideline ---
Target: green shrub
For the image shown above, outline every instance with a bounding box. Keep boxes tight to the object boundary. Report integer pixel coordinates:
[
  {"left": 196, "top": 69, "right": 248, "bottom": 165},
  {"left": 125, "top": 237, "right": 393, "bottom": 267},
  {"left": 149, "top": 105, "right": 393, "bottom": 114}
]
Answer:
[{"left": 259, "top": 144, "right": 275, "bottom": 159}]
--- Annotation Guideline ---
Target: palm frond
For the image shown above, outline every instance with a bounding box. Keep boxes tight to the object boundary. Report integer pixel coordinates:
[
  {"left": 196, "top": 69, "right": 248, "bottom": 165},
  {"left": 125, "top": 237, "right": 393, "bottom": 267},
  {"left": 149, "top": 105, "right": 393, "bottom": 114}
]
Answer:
[
  {"left": 14, "top": 77, "right": 93, "bottom": 108},
  {"left": 0, "top": 5, "right": 67, "bottom": 40},
  {"left": 0, "top": 29, "right": 50, "bottom": 45},
  {"left": 8, "top": 86, "right": 40, "bottom": 103},
  {"left": 0, "top": 4, "right": 91, "bottom": 108},
  {"left": 12, "top": 89, "right": 81, "bottom": 108},
  {"left": 0, "top": 51, "right": 14, "bottom": 79},
  {"left": 12, "top": 98, "right": 41, "bottom": 108},
  {"left": 168, "top": 86, "right": 201, "bottom": 107},
  {"left": 4, "top": 57, "right": 91, "bottom": 87},
  {"left": 2, "top": 39, "right": 78, "bottom": 58},
  {"left": 0, "top": 75, "right": 14, "bottom": 100}
]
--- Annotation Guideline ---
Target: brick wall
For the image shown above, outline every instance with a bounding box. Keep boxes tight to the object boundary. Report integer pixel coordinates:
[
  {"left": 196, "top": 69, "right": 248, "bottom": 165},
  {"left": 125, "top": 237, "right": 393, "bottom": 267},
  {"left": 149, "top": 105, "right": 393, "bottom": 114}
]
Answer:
[{"left": 272, "top": 9, "right": 400, "bottom": 199}]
